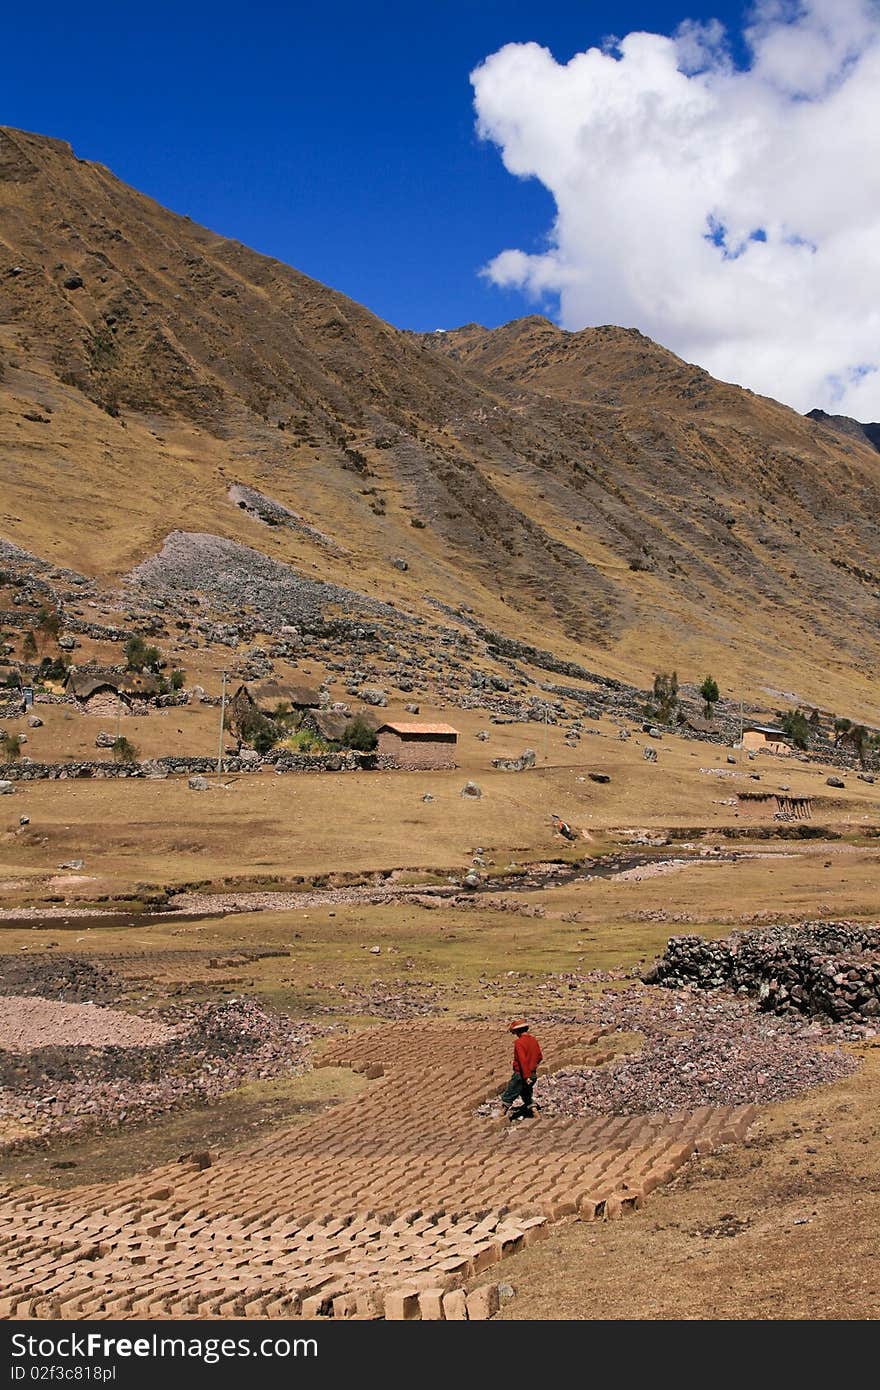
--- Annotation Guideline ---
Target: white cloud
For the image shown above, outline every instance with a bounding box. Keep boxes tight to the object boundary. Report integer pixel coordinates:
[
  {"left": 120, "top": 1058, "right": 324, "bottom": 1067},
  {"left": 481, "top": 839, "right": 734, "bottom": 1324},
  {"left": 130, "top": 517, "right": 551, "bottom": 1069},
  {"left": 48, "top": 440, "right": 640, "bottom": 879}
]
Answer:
[{"left": 472, "top": 0, "right": 880, "bottom": 417}]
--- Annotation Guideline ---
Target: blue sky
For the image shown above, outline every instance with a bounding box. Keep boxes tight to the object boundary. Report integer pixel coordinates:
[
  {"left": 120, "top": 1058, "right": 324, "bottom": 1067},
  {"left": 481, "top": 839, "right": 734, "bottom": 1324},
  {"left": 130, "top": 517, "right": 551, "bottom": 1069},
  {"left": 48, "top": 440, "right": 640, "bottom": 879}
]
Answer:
[{"left": 3, "top": 1, "right": 751, "bottom": 331}]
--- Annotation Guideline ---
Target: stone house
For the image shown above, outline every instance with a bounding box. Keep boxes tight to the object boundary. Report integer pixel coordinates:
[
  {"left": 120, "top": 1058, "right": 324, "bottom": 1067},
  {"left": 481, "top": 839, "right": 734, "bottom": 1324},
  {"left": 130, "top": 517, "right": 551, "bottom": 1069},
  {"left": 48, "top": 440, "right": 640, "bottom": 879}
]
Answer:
[
  {"left": 739, "top": 724, "right": 793, "bottom": 756},
  {"left": 227, "top": 680, "right": 321, "bottom": 738},
  {"left": 65, "top": 671, "right": 159, "bottom": 717},
  {"left": 376, "top": 721, "right": 458, "bottom": 770},
  {"left": 66, "top": 676, "right": 132, "bottom": 718},
  {"left": 0, "top": 665, "right": 24, "bottom": 716}
]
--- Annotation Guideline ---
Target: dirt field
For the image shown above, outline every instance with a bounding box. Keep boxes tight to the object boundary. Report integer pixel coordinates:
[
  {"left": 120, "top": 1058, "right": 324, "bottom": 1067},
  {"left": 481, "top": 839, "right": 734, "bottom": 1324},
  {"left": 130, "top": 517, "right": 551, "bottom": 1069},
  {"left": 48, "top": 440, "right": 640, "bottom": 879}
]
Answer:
[{"left": 2, "top": 724, "right": 880, "bottom": 1320}]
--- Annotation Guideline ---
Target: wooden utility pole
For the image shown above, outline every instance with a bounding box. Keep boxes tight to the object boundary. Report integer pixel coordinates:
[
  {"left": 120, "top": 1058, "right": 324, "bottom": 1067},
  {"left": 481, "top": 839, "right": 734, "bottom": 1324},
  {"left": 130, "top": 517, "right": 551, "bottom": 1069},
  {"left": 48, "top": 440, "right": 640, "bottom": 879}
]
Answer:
[
  {"left": 217, "top": 670, "right": 227, "bottom": 779},
  {"left": 739, "top": 697, "right": 744, "bottom": 764}
]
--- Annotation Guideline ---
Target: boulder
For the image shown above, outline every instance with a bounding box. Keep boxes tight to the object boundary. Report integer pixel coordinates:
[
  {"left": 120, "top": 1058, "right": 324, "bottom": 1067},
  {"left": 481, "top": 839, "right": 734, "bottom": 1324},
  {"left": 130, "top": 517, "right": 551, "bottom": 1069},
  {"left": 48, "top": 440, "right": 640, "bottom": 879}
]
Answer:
[
  {"left": 460, "top": 780, "right": 482, "bottom": 798},
  {"left": 95, "top": 731, "right": 116, "bottom": 748},
  {"left": 27, "top": 715, "right": 43, "bottom": 728},
  {"left": 0, "top": 781, "right": 14, "bottom": 795},
  {"left": 357, "top": 686, "right": 387, "bottom": 707},
  {"left": 826, "top": 776, "right": 845, "bottom": 789},
  {"left": 188, "top": 775, "right": 210, "bottom": 791},
  {"left": 491, "top": 750, "right": 536, "bottom": 773}
]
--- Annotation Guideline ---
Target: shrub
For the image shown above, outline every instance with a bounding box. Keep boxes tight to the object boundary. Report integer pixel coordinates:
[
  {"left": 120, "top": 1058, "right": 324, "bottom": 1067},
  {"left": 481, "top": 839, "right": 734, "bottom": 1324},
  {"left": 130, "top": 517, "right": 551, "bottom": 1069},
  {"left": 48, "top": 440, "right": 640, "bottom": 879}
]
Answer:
[
  {"left": 125, "top": 636, "right": 160, "bottom": 672},
  {"left": 342, "top": 714, "right": 378, "bottom": 752},
  {"left": 38, "top": 655, "right": 70, "bottom": 683},
  {"left": 21, "top": 631, "right": 37, "bottom": 661},
  {"left": 285, "top": 728, "right": 330, "bottom": 754},
  {"left": 3, "top": 732, "right": 21, "bottom": 760},
  {"left": 235, "top": 706, "right": 278, "bottom": 755},
  {"left": 112, "top": 736, "right": 139, "bottom": 764},
  {"left": 170, "top": 669, "right": 185, "bottom": 691}
]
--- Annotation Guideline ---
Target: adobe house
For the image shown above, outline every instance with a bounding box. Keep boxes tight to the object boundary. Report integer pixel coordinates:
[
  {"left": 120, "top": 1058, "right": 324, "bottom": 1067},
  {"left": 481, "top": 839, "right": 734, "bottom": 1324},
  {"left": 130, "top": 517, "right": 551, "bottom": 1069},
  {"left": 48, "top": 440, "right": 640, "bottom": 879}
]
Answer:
[
  {"left": 739, "top": 724, "right": 794, "bottom": 756},
  {"left": 376, "top": 721, "right": 458, "bottom": 770}
]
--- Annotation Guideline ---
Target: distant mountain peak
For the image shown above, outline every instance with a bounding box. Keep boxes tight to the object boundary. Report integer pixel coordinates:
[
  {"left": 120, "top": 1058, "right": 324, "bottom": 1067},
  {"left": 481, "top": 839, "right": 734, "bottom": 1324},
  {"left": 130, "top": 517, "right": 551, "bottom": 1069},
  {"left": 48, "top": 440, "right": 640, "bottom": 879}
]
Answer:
[{"left": 806, "top": 408, "right": 880, "bottom": 453}]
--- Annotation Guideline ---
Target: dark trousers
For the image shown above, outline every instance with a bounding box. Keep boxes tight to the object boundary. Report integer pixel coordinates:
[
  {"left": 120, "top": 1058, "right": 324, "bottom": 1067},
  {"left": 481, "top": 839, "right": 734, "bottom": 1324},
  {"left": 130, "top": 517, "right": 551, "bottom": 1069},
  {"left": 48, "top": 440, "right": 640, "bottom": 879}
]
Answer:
[{"left": 501, "top": 1071, "right": 534, "bottom": 1112}]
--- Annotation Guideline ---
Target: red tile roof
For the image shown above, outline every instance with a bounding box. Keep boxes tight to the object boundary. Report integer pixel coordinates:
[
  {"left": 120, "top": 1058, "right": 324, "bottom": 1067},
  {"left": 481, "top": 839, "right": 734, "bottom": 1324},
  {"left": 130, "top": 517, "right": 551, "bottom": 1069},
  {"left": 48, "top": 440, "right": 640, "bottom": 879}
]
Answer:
[{"left": 378, "top": 721, "right": 458, "bottom": 737}]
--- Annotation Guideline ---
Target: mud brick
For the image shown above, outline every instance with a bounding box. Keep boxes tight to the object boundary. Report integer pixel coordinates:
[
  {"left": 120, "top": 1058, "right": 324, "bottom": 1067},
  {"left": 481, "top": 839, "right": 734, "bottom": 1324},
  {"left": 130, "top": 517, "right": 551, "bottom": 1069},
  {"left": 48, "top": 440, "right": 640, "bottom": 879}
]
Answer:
[
  {"left": 385, "top": 1289, "right": 421, "bottom": 1320},
  {"left": 356, "top": 1289, "right": 385, "bottom": 1319},
  {"left": 332, "top": 1293, "right": 359, "bottom": 1319},
  {"left": 469, "top": 1242, "right": 502, "bottom": 1274},
  {"left": 466, "top": 1284, "right": 500, "bottom": 1320},
  {"left": 442, "top": 1288, "right": 469, "bottom": 1320},
  {"left": 519, "top": 1217, "right": 548, "bottom": 1245},
  {"left": 301, "top": 1293, "right": 333, "bottom": 1318},
  {"left": 418, "top": 1288, "right": 446, "bottom": 1320},
  {"left": 437, "top": 1254, "right": 474, "bottom": 1279}
]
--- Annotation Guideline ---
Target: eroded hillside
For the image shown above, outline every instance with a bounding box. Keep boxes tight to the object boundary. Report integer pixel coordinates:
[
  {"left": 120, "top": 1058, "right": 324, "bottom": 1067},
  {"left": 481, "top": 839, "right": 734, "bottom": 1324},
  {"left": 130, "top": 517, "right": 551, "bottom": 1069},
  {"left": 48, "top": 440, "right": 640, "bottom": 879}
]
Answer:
[{"left": 2, "top": 125, "right": 880, "bottom": 714}]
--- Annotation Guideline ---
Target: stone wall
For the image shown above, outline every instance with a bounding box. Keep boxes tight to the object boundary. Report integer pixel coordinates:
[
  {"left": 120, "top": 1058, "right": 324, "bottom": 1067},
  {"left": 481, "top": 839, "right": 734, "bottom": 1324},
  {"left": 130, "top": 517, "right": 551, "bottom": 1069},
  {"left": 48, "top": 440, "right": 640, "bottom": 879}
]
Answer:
[
  {"left": 645, "top": 923, "right": 880, "bottom": 1022},
  {"left": 0, "top": 749, "right": 372, "bottom": 780}
]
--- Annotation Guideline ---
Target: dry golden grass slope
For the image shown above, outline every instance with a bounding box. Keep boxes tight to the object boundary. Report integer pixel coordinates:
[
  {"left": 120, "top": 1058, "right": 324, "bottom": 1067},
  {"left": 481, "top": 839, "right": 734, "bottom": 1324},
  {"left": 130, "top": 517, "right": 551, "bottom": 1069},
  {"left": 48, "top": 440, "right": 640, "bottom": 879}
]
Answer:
[{"left": 2, "top": 126, "right": 880, "bottom": 713}]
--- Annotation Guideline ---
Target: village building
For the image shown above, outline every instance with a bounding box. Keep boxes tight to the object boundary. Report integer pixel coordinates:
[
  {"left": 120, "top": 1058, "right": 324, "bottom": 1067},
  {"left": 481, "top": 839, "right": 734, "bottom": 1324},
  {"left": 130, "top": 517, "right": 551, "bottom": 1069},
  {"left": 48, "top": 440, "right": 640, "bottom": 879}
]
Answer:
[
  {"left": 0, "top": 665, "right": 25, "bottom": 715},
  {"left": 65, "top": 670, "right": 159, "bottom": 717},
  {"left": 739, "top": 724, "right": 794, "bottom": 756},
  {"left": 682, "top": 714, "right": 717, "bottom": 737},
  {"left": 227, "top": 680, "right": 321, "bottom": 737},
  {"left": 737, "top": 791, "right": 813, "bottom": 822},
  {"left": 376, "top": 721, "right": 458, "bottom": 770}
]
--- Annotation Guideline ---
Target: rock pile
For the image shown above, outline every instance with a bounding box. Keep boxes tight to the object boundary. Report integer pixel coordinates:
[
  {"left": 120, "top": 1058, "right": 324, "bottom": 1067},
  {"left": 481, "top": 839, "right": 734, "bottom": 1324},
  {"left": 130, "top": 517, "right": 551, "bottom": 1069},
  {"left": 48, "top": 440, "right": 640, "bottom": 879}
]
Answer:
[
  {"left": 0, "top": 998, "right": 324, "bottom": 1150},
  {"left": 645, "top": 922, "right": 880, "bottom": 1021}
]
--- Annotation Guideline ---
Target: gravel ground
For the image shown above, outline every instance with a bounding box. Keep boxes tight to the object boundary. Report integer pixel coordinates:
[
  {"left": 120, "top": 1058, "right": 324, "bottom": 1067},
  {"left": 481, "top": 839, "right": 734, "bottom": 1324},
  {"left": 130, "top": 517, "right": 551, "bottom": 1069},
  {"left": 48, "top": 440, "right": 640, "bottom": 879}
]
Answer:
[
  {"left": 0, "top": 998, "right": 331, "bottom": 1152},
  {"left": 0, "top": 996, "right": 180, "bottom": 1053},
  {"left": 478, "top": 982, "right": 861, "bottom": 1119},
  {"left": 0, "top": 955, "right": 120, "bottom": 1003}
]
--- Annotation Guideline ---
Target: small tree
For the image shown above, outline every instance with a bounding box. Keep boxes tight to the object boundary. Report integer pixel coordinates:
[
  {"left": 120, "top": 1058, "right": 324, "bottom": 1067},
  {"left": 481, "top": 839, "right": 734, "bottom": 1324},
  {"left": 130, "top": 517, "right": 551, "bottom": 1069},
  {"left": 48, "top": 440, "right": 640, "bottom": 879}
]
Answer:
[
  {"left": 699, "top": 675, "right": 720, "bottom": 719},
  {"left": 780, "top": 709, "right": 810, "bottom": 750},
  {"left": 35, "top": 607, "right": 62, "bottom": 654},
  {"left": 649, "top": 671, "right": 679, "bottom": 724},
  {"left": 112, "top": 735, "right": 139, "bottom": 764},
  {"left": 170, "top": 669, "right": 185, "bottom": 691},
  {"left": 21, "top": 630, "right": 37, "bottom": 662},
  {"left": 3, "top": 732, "right": 21, "bottom": 761},
  {"left": 124, "top": 635, "right": 160, "bottom": 672},
  {"left": 342, "top": 714, "right": 378, "bottom": 752}
]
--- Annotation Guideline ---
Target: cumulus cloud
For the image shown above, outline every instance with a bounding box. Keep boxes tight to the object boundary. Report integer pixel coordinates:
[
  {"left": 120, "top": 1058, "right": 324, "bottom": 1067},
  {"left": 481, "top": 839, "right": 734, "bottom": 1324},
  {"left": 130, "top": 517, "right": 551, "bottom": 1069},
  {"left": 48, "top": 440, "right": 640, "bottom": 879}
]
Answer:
[{"left": 472, "top": 0, "right": 880, "bottom": 417}]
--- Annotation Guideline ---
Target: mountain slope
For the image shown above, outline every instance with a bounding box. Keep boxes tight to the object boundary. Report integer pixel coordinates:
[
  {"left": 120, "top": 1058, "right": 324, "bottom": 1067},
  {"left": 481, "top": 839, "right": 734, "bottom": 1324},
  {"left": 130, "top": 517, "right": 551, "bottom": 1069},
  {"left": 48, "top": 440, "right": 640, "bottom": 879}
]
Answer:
[{"left": 2, "top": 125, "right": 880, "bottom": 714}]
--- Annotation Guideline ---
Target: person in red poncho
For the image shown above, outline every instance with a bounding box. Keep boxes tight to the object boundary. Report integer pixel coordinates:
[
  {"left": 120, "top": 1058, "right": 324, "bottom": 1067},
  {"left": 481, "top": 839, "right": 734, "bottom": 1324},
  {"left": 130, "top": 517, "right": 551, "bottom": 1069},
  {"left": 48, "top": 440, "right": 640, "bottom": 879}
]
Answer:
[{"left": 500, "top": 1019, "right": 543, "bottom": 1120}]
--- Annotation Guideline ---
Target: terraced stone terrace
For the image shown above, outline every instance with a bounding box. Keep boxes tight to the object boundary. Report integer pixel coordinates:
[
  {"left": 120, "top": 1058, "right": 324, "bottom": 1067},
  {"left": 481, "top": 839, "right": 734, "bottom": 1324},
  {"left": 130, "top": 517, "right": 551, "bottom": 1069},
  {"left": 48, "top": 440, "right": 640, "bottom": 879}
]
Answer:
[{"left": 0, "top": 1022, "right": 756, "bottom": 1321}]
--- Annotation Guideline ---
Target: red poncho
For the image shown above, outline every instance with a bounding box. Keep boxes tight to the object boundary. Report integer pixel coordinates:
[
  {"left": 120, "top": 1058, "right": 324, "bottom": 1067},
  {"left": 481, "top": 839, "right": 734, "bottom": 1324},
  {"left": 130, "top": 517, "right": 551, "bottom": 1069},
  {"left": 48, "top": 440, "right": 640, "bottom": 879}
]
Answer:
[{"left": 513, "top": 1033, "right": 542, "bottom": 1079}]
